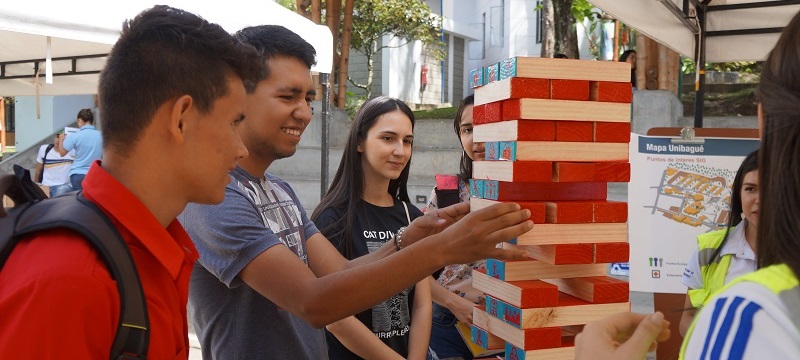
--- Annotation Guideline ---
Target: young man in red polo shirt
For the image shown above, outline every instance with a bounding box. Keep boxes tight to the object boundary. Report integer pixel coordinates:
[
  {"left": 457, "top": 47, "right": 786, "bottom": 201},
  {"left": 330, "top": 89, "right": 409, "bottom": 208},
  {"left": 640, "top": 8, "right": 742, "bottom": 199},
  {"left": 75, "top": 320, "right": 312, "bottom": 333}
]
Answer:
[{"left": 0, "top": 6, "right": 260, "bottom": 359}]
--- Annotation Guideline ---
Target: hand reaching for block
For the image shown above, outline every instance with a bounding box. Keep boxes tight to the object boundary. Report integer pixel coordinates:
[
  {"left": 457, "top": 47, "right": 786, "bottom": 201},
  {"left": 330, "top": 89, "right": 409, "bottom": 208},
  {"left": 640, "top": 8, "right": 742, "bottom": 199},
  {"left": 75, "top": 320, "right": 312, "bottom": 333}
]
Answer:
[{"left": 574, "top": 311, "right": 671, "bottom": 360}]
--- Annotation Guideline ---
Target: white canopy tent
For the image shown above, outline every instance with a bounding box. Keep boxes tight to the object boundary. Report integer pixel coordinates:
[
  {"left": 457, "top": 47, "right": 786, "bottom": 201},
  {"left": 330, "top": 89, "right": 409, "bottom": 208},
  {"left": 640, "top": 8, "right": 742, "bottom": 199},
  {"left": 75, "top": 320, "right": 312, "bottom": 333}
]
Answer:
[
  {"left": 587, "top": 0, "right": 800, "bottom": 126},
  {"left": 0, "top": 0, "right": 333, "bottom": 96}
]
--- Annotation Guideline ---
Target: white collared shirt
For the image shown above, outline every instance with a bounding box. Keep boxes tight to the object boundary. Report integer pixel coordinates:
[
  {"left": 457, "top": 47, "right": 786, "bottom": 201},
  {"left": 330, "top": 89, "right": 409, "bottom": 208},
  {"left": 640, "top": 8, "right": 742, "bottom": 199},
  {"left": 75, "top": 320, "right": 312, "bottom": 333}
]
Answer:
[{"left": 681, "top": 220, "right": 757, "bottom": 290}]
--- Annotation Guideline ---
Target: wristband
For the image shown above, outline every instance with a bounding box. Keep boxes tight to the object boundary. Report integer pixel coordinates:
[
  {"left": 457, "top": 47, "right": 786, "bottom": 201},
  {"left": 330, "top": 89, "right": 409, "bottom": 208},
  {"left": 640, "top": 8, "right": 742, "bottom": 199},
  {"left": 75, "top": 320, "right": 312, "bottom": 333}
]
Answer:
[{"left": 393, "top": 226, "right": 407, "bottom": 251}]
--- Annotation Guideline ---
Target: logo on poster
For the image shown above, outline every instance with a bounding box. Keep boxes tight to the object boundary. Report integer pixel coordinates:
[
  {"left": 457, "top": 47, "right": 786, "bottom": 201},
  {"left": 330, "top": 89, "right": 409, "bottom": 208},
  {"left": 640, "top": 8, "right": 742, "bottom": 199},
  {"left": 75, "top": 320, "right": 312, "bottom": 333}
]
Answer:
[{"left": 651, "top": 270, "right": 661, "bottom": 278}]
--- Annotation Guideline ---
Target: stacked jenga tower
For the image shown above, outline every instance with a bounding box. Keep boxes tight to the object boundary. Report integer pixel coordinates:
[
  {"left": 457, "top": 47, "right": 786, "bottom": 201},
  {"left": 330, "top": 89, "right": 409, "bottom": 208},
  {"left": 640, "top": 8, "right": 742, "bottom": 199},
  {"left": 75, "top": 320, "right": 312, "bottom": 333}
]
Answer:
[{"left": 467, "top": 57, "right": 632, "bottom": 359}]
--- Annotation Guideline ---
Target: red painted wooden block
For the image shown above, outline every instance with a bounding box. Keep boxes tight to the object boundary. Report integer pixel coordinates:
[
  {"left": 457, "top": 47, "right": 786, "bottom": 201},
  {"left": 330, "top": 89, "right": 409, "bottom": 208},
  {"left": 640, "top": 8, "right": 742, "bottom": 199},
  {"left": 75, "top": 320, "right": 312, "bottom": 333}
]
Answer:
[
  {"left": 473, "top": 269, "right": 560, "bottom": 308},
  {"left": 516, "top": 244, "right": 595, "bottom": 265},
  {"left": 594, "top": 162, "right": 631, "bottom": 182},
  {"left": 553, "top": 162, "right": 596, "bottom": 182},
  {"left": 473, "top": 104, "right": 486, "bottom": 123},
  {"left": 592, "top": 200, "right": 628, "bottom": 223},
  {"left": 544, "top": 276, "right": 629, "bottom": 304},
  {"left": 510, "top": 77, "right": 550, "bottom": 99},
  {"left": 545, "top": 201, "right": 594, "bottom": 224},
  {"left": 594, "top": 122, "right": 631, "bottom": 143},
  {"left": 594, "top": 242, "right": 630, "bottom": 263},
  {"left": 518, "top": 327, "right": 562, "bottom": 350},
  {"left": 484, "top": 102, "right": 503, "bottom": 123},
  {"left": 551, "top": 79, "right": 590, "bottom": 101},
  {"left": 590, "top": 81, "right": 633, "bottom": 103},
  {"left": 516, "top": 201, "right": 547, "bottom": 224},
  {"left": 517, "top": 120, "right": 556, "bottom": 141},
  {"left": 482, "top": 181, "right": 608, "bottom": 201},
  {"left": 556, "top": 121, "right": 594, "bottom": 142},
  {"left": 502, "top": 99, "right": 521, "bottom": 121}
]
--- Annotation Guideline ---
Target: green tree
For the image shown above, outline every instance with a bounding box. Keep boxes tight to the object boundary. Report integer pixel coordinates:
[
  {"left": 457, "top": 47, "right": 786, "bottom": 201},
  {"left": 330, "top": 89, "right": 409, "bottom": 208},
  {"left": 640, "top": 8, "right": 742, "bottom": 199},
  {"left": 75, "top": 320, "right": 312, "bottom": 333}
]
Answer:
[
  {"left": 540, "top": 0, "right": 579, "bottom": 59},
  {"left": 349, "top": 0, "right": 444, "bottom": 99}
]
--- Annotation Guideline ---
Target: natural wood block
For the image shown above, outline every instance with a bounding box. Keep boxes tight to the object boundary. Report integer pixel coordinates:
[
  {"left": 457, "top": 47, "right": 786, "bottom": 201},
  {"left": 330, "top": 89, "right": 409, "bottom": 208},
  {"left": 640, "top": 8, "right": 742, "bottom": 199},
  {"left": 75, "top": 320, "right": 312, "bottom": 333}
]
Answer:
[
  {"left": 474, "top": 77, "right": 550, "bottom": 105},
  {"left": 550, "top": 79, "right": 590, "bottom": 101},
  {"left": 485, "top": 259, "right": 608, "bottom": 281},
  {"left": 485, "top": 141, "right": 629, "bottom": 162},
  {"left": 473, "top": 269, "right": 559, "bottom": 308},
  {"left": 472, "top": 161, "right": 553, "bottom": 182},
  {"left": 507, "top": 243, "right": 595, "bottom": 265},
  {"left": 592, "top": 200, "right": 628, "bottom": 223},
  {"left": 474, "top": 102, "right": 503, "bottom": 124},
  {"left": 474, "top": 120, "right": 556, "bottom": 142},
  {"left": 593, "top": 122, "right": 632, "bottom": 143},
  {"left": 594, "top": 242, "right": 630, "bottom": 263},
  {"left": 476, "top": 180, "right": 608, "bottom": 201},
  {"left": 555, "top": 121, "right": 593, "bottom": 142},
  {"left": 590, "top": 81, "right": 633, "bottom": 103},
  {"left": 474, "top": 306, "right": 562, "bottom": 350},
  {"left": 545, "top": 201, "right": 594, "bottom": 224},
  {"left": 505, "top": 343, "right": 575, "bottom": 360},
  {"left": 470, "top": 324, "right": 504, "bottom": 350},
  {"left": 485, "top": 293, "right": 630, "bottom": 329},
  {"left": 553, "top": 162, "right": 596, "bottom": 182},
  {"left": 594, "top": 162, "right": 631, "bottom": 182},
  {"left": 471, "top": 198, "right": 546, "bottom": 224},
  {"left": 502, "top": 99, "right": 631, "bottom": 123},
  {"left": 516, "top": 223, "right": 628, "bottom": 245},
  {"left": 499, "top": 57, "right": 631, "bottom": 83},
  {"left": 542, "top": 276, "right": 630, "bottom": 304}
]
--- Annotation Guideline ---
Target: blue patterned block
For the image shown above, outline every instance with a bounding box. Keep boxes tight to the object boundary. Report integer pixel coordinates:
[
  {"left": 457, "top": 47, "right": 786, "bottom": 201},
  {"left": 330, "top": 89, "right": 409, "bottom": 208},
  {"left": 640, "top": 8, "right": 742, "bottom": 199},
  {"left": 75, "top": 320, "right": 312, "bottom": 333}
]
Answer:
[
  {"left": 469, "top": 68, "right": 484, "bottom": 88},
  {"left": 506, "top": 343, "right": 526, "bottom": 360},
  {"left": 486, "top": 258, "right": 505, "bottom": 279},
  {"left": 498, "top": 141, "right": 517, "bottom": 161},
  {"left": 485, "top": 62, "right": 500, "bottom": 84},
  {"left": 499, "top": 57, "right": 518, "bottom": 80},
  {"left": 470, "top": 325, "right": 490, "bottom": 349},
  {"left": 484, "top": 180, "right": 499, "bottom": 200},
  {"left": 469, "top": 179, "right": 485, "bottom": 198},
  {"left": 486, "top": 141, "right": 500, "bottom": 160}
]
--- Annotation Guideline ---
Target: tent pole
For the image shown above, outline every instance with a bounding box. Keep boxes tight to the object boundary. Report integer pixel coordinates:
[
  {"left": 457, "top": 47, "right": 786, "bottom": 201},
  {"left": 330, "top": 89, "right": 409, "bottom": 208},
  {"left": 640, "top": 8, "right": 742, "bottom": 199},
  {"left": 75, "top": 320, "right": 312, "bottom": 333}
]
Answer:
[
  {"left": 320, "top": 72, "right": 331, "bottom": 199},
  {"left": 693, "top": 4, "right": 706, "bottom": 128}
]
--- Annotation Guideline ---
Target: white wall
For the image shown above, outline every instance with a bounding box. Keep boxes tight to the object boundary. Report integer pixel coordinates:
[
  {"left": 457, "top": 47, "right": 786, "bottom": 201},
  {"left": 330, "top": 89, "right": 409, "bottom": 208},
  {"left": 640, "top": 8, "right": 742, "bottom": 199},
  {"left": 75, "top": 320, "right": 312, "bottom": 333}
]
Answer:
[{"left": 14, "top": 94, "right": 94, "bottom": 151}]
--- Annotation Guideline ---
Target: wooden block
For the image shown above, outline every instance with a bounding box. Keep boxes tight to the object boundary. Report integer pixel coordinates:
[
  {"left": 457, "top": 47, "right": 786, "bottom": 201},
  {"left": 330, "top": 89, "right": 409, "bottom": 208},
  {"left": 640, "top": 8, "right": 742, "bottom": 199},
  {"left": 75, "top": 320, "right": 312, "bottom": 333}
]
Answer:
[
  {"left": 470, "top": 324, "right": 504, "bottom": 350},
  {"left": 473, "top": 269, "right": 559, "bottom": 308},
  {"left": 517, "top": 223, "right": 628, "bottom": 245},
  {"left": 594, "top": 242, "right": 630, "bottom": 263},
  {"left": 553, "top": 162, "right": 595, "bottom": 182},
  {"left": 485, "top": 293, "right": 630, "bottom": 328},
  {"left": 473, "top": 161, "right": 553, "bottom": 182},
  {"left": 470, "top": 67, "right": 485, "bottom": 88},
  {"left": 474, "top": 77, "right": 550, "bottom": 105},
  {"left": 473, "top": 103, "right": 486, "bottom": 123},
  {"left": 479, "top": 181, "right": 608, "bottom": 201},
  {"left": 474, "top": 120, "right": 556, "bottom": 142},
  {"left": 542, "top": 276, "right": 630, "bottom": 304},
  {"left": 469, "top": 179, "right": 485, "bottom": 198},
  {"left": 550, "top": 79, "right": 590, "bottom": 101},
  {"left": 505, "top": 343, "right": 575, "bottom": 360},
  {"left": 435, "top": 174, "right": 459, "bottom": 190},
  {"left": 485, "top": 259, "right": 608, "bottom": 281},
  {"left": 507, "top": 243, "right": 595, "bottom": 265},
  {"left": 590, "top": 81, "right": 632, "bottom": 103},
  {"left": 485, "top": 62, "right": 500, "bottom": 84},
  {"left": 474, "top": 306, "right": 562, "bottom": 350},
  {"left": 486, "top": 141, "right": 629, "bottom": 162},
  {"left": 593, "top": 122, "right": 631, "bottom": 143},
  {"left": 471, "top": 198, "right": 546, "bottom": 224},
  {"left": 592, "top": 201, "right": 628, "bottom": 223},
  {"left": 501, "top": 57, "right": 631, "bottom": 82},
  {"left": 594, "top": 162, "right": 631, "bottom": 182},
  {"left": 502, "top": 99, "right": 631, "bottom": 123},
  {"left": 555, "top": 121, "right": 593, "bottom": 142},
  {"left": 545, "top": 201, "right": 594, "bottom": 224},
  {"left": 474, "top": 102, "right": 503, "bottom": 124}
]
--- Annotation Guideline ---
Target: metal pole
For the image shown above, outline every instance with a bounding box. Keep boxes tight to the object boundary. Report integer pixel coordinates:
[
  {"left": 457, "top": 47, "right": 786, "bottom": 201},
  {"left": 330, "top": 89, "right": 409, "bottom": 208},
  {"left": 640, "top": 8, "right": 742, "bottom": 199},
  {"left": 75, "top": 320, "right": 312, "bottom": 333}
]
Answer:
[
  {"left": 693, "top": 5, "right": 706, "bottom": 128},
  {"left": 320, "top": 72, "right": 331, "bottom": 199}
]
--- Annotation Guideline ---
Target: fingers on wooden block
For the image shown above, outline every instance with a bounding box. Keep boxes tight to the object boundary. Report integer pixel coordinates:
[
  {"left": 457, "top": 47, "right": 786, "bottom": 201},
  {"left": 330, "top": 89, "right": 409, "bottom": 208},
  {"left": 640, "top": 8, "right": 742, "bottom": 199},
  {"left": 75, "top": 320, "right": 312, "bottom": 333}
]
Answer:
[
  {"left": 556, "top": 121, "right": 594, "bottom": 142},
  {"left": 589, "top": 81, "right": 633, "bottom": 103},
  {"left": 551, "top": 79, "right": 590, "bottom": 101},
  {"left": 593, "top": 122, "right": 632, "bottom": 143},
  {"left": 471, "top": 198, "right": 546, "bottom": 224}
]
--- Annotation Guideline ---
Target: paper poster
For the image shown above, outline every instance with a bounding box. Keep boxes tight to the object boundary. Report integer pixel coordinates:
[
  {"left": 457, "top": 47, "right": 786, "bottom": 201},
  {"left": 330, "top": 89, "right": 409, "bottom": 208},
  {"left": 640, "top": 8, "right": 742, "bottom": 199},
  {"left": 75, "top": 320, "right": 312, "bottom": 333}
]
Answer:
[{"left": 628, "top": 134, "right": 759, "bottom": 293}]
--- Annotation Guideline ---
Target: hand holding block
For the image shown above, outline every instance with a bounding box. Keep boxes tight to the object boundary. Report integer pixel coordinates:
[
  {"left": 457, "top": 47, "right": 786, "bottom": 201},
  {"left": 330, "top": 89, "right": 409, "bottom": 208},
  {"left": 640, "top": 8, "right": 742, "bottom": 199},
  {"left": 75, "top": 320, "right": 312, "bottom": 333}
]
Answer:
[
  {"left": 485, "top": 259, "right": 608, "bottom": 281},
  {"left": 476, "top": 181, "right": 608, "bottom": 201},
  {"left": 473, "top": 306, "right": 562, "bottom": 350},
  {"left": 472, "top": 269, "right": 559, "bottom": 308},
  {"left": 542, "top": 276, "right": 629, "bottom": 304},
  {"left": 485, "top": 293, "right": 630, "bottom": 329}
]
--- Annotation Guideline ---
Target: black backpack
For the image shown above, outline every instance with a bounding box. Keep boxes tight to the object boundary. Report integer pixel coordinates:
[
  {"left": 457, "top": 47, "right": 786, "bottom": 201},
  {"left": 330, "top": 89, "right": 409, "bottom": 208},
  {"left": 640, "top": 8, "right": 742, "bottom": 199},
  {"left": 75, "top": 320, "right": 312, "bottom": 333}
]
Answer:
[{"left": 0, "top": 164, "right": 149, "bottom": 360}]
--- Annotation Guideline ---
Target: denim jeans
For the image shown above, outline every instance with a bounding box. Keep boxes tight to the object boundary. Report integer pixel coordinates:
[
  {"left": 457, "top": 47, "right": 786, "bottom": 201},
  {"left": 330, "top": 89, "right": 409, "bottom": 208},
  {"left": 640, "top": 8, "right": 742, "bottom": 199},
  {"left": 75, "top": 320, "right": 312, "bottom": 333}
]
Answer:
[
  {"left": 70, "top": 173, "right": 86, "bottom": 191},
  {"left": 428, "top": 303, "right": 473, "bottom": 360},
  {"left": 48, "top": 184, "right": 73, "bottom": 198}
]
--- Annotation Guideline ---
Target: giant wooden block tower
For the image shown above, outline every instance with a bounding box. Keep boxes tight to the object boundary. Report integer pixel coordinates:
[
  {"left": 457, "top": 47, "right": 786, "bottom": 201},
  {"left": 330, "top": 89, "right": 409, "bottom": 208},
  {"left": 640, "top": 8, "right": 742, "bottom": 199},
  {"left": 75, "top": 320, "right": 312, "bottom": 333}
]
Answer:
[{"left": 467, "top": 57, "right": 632, "bottom": 359}]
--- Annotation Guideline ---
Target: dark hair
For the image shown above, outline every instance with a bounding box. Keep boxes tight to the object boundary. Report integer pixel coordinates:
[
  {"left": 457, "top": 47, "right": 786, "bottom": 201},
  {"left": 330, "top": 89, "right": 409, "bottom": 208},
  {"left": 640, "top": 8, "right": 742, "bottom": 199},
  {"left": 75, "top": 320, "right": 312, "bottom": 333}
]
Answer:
[
  {"left": 98, "top": 5, "right": 261, "bottom": 156},
  {"left": 708, "top": 149, "right": 759, "bottom": 262},
  {"left": 454, "top": 95, "right": 475, "bottom": 184},
  {"left": 756, "top": 11, "right": 800, "bottom": 276},
  {"left": 77, "top": 108, "right": 94, "bottom": 124},
  {"left": 312, "top": 96, "right": 415, "bottom": 257},
  {"left": 553, "top": 53, "right": 569, "bottom": 59},
  {"left": 234, "top": 25, "right": 317, "bottom": 92},
  {"left": 619, "top": 50, "right": 637, "bottom": 88}
]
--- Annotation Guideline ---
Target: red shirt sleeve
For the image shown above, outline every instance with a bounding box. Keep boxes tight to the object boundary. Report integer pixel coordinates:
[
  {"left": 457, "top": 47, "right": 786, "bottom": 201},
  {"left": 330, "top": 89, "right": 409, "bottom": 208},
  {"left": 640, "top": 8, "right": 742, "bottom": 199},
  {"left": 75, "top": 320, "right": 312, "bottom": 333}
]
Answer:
[{"left": 0, "top": 229, "right": 119, "bottom": 358}]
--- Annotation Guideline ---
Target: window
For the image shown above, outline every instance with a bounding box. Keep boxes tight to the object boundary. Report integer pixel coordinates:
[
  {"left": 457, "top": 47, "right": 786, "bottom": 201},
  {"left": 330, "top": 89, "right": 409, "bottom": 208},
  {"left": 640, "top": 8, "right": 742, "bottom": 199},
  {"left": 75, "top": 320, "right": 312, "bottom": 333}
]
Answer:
[{"left": 536, "top": 0, "right": 543, "bottom": 44}]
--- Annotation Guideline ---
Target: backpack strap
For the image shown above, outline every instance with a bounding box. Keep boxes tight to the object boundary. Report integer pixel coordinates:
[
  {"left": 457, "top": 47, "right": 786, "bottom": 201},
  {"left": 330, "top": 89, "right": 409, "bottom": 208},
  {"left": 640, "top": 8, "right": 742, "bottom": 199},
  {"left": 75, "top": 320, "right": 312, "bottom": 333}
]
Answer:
[
  {"left": 38, "top": 144, "right": 55, "bottom": 184},
  {"left": 1, "top": 166, "right": 149, "bottom": 360}
]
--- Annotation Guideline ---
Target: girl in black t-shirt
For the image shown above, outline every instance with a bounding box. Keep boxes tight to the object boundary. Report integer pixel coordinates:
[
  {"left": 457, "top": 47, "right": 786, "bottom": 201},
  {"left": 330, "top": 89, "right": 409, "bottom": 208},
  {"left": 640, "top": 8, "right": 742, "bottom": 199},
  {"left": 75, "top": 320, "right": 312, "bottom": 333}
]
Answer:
[{"left": 312, "top": 96, "right": 432, "bottom": 360}]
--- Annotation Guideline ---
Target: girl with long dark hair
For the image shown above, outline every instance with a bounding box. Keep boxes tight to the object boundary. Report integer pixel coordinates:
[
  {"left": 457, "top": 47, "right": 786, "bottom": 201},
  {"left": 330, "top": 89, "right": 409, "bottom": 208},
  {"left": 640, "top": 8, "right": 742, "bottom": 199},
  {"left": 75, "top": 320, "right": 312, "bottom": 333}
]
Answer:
[{"left": 312, "top": 96, "right": 431, "bottom": 360}]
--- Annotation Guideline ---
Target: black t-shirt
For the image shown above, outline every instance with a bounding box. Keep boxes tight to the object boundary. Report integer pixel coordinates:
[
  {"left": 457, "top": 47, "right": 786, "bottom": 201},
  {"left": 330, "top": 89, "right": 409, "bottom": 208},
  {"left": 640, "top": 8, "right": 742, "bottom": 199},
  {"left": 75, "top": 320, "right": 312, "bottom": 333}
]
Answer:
[{"left": 315, "top": 199, "right": 423, "bottom": 360}]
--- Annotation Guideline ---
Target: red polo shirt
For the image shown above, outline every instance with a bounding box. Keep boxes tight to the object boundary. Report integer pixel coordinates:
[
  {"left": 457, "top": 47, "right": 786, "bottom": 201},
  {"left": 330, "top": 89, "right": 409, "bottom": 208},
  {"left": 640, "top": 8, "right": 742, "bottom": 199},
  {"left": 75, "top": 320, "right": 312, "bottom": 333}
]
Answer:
[{"left": 0, "top": 161, "right": 199, "bottom": 359}]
